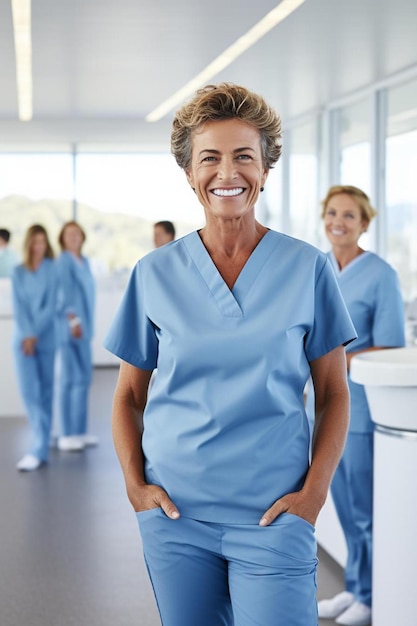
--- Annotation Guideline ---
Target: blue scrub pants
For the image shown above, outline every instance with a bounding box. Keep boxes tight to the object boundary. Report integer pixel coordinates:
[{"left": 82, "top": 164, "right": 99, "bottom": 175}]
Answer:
[
  {"left": 331, "top": 432, "right": 373, "bottom": 607},
  {"left": 137, "top": 509, "right": 318, "bottom": 626},
  {"left": 14, "top": 347, "right": 55, "bottom": 461},
  {"left": 59, "top": 339, "right": 92, "bottom": 436}
]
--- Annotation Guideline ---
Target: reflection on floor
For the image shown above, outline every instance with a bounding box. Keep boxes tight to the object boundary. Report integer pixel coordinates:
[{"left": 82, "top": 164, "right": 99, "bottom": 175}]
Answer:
[{"left": 0, "top": 366, "right": 344, "bottom": 626}]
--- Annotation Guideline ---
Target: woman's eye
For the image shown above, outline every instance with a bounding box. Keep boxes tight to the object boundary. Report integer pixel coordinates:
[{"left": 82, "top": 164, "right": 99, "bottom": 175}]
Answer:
[
  {"left": 202, "top": 156, "right": 217, "bottom": 162},
  {"left": 237, "top": 154, "right": 251, "bottom": 160}
]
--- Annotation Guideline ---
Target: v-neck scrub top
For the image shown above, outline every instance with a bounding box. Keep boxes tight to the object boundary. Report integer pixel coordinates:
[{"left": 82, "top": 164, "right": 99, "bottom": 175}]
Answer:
[
  {"left": 328, "top": 250, "right": 405, "bottom": 433},
  {"left": 105, "top": 230, "right": 356, "bottom": 524}
]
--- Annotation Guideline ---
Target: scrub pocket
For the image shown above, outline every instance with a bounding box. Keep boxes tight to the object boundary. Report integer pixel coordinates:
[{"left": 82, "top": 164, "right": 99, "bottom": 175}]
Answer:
[{"left": 135, "top": 507, "right": 163, "bottom": 525}]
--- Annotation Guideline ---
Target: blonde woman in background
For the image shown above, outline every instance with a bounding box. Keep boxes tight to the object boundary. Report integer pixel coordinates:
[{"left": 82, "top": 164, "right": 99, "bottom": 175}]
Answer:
[
  {"left": 307, "top": 185, "right": 405, "bottom": 626},
  {"left": 56, "top": 221, "right": 96, "bottom": 452},
  {"left": 12, "top": 224, "right": 58, "bottom": 471}
]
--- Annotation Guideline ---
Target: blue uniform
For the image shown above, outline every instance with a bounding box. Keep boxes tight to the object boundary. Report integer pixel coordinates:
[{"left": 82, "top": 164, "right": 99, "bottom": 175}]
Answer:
[
  {"left": 307, "top": 250, "right": 405, "bottom": 608},
  {"left": 56, "top": 251, "right": 95, "bottom": 437},
  {"left": 12, "top": 259, "right": 58, "bottom": 461},
  {"left": 105, "top": 230, "right": 356, "bottom": 626},
  {"left": 0, "top": 246, "right": 19, "bottom": 277}
]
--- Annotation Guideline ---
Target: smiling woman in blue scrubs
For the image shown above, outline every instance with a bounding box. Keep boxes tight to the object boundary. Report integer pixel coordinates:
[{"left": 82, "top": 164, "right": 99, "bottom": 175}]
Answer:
[
  {"left": 310, "top": 186, "right": 405, "bottom": 626},
  {"left": 56, "top": 221, "right": 96, "bottom": 452},
  {"left": 12, "top": 224, "right": 57, "bottom": 471},
  {"left": 105, "top": 84, "right": 356, "bottom": 626}
]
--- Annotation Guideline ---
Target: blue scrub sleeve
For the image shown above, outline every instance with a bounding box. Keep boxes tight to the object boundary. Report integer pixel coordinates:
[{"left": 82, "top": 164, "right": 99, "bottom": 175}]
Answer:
[
  {"left": 12, "top": 267, "right": 36, "bottom": 338},
  {"left": 305, "top": 257, "right": 357, "bottom": 361},
  {"left": 372, "top": 267, "right": 405, "bottom": 347},
  {"left": 104, "top": 263, "right": 158, "bottom": 369}
]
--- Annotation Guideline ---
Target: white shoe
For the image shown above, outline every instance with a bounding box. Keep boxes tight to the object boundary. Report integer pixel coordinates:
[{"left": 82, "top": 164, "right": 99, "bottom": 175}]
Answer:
[
  {"left": 79, "top": 433, "right": 99, "bottom": 447},
  {"left": 336, "top": 601, "right": 372, "bottom": 626},
  {"left": 17, "top": 454, "right": 42, "bottom": 471},
  {"left": 318, "top": 591, "right": 355, "bottom": 619},
  {"left": 57, "top": 436, "right": 85, "bottom": 451}
]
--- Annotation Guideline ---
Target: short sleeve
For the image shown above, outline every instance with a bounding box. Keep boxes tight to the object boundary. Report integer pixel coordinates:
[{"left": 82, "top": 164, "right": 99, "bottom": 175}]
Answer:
[
  {"left": 305, "top": 257, "right": 357, "bottom": 362},
  {"left": 104, "top": 263, "right": 158, "bottom": 369},
  {"left": 372, "top": 266, "right": 405, "bottom": 347}
]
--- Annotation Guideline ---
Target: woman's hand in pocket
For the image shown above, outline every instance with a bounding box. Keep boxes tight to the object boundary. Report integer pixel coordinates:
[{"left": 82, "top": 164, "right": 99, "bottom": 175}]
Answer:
[{"left": 129, "top": 483, "right": 180, "bottom": 520}]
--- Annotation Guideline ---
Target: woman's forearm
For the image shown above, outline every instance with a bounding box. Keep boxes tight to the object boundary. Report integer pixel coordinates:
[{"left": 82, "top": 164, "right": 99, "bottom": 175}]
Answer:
[
  {"left": 111, "top": 363, "right": 152, "bottom": 506},
  {"left": 306, "top": 386, "right": 350, "bottom": 510},
  {"left": 306, "top": 345, "right": 351, "bottom": 514}
]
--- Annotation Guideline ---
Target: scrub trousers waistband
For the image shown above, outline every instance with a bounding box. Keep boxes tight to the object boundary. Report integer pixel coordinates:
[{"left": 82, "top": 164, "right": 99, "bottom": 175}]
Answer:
[{"left": 136, "top": 508, "right": 318, "bottom": 626}]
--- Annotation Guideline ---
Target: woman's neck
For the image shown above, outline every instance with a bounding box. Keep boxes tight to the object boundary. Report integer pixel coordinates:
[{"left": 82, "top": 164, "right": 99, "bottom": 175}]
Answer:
[
  {"left": 29, "top": 257, "right": 43, "bottom": 271},
  {"left": 332, "top": 244, "right": 364, "bottom": 270},
  {"left": 200, "top": 219, "right": 268, "bottom": 259}
]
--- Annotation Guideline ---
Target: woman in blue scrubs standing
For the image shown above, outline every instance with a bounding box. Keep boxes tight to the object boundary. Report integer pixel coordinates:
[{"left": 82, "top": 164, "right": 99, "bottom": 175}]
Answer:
[
  {"left": 12, "top": 224, "right": 57, "bottom": 471},
  {"left": 105, "top": 84, "right": 357, "bottom": 626},
  {"left": 313, "top": 185, "right": 405, "bottom": 626},
  {"left": 56, "top": 221, "right": 96, "bottom": 452}
]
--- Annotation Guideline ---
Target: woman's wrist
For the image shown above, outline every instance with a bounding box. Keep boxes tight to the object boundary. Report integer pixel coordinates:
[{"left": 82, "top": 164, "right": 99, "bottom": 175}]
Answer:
[{"left": 68, "top": 316, "right": 81, "bottom": 328}]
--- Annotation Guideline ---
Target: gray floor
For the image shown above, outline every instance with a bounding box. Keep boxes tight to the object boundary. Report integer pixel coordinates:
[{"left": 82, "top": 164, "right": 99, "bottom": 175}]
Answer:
[{"left": 0, "top": 366, "right": 344, "bottom": 626}]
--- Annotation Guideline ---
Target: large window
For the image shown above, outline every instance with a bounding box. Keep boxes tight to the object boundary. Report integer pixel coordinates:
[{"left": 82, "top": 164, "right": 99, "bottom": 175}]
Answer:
[
  {"left": 75, "top": 153, "right": 203, "bottom": 274},
  {"left": 340, "top": 98, "right": 371, "bottom": 191},
  {"left": 0, "top": 153, "right": 74, "bottom": 256},
  {"left": 0, "top": 151, "right": 205, "bottom": 275},
  {"left": 339, "top": 98, "right": 373, "bottom": 250},
  {"left": 258, "top": 161, "right": 283, "bottom": 231},
  {"left": 386, "top": 79, "right": 417, "bottom": 308},
  {"left": 288, "top": 121, "right": 318, "bottom": 244}
]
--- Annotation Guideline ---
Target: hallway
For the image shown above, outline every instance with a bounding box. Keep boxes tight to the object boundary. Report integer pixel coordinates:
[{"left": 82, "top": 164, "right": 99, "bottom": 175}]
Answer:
[{"left": 0, "top": 366, "right": 344, "bottom": 626}]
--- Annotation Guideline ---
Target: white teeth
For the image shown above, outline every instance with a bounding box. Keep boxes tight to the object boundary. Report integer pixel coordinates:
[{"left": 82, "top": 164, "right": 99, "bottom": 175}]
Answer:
[
  {"left": 212, "top": 188, "right": 244, "bottom": 197},
  {"left": 331, "top": 229, "right": 345, "bottom": 235}
]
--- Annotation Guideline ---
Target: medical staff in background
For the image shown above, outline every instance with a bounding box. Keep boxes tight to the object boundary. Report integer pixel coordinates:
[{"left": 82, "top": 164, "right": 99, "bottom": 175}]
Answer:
[
  {"left": 12, "top": 224, "right": 57, "bottom": 471},
  {"left": 56, "top": 221, "right": 96, "bottom": 452},
  {"left": 0, "top": 228, "right": 19, "bottom": 278},
  {"left": 308, "top": 185, "right": 405, "bottom": 626},
  {"left": 153, "top": 220, "right": 176, "bottom": 248}
]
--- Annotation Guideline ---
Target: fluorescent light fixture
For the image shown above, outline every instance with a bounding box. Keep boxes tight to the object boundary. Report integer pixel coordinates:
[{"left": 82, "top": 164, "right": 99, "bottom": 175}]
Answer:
[
  {"left": 146, "top": 0, "right": 307, "bottom": 122},
  {"left": 11, "top": 0, "right": 33, "bottom": 121}
]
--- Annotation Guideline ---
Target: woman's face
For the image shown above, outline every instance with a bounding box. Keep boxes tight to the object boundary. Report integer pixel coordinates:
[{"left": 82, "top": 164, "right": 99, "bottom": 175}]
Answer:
[
  {"left": 30, "top": 233, "right": 48, "bottom": 262},
  {"left": 62, "top": 224, "right": 84, "bottom": 254},
  {"left": 185, "top": 118, "right": 268, "bottom": 223},
  {"left": 323, "top": 193, "right": 367, "bottom": 248}
]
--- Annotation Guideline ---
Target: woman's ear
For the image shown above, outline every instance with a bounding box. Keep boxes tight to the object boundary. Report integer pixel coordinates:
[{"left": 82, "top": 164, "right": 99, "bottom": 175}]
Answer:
[
  {"left": 185, "top": 169, "right": 194, "bottom": 188},
  {"left": 261, "top": 168, "right": 269, "bottom": 189}
]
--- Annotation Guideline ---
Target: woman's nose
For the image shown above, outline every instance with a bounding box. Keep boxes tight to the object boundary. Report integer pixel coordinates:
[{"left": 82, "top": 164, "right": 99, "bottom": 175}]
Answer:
[{"left": 217, "top": 157, "right": 237, "bottom": 180}]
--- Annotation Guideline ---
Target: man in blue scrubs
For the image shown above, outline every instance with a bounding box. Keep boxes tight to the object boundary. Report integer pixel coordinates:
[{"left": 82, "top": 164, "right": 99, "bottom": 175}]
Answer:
[{"left": 105, "top": 84, "right": 356, "bottom": 626}]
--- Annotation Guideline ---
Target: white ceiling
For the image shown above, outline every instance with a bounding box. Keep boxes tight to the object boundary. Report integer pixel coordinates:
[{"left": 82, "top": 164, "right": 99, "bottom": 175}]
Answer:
[{"left": 1, "top": 0, "right": 417, "bottom": 148}]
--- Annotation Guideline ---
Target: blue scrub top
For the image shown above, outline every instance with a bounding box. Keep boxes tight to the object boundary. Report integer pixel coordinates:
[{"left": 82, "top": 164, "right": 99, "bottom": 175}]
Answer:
[
  {"left": 56, "top": 251, "right": 95, "bottom": 342},
  {"left": 105, "top": 230, "right": 356, "bottom": 523},
  {"left": 328, "top": 251, "right": 405, "bottom": 432},
  {"left": 11, "top": 258, "right": 58, "bottom": 351}
]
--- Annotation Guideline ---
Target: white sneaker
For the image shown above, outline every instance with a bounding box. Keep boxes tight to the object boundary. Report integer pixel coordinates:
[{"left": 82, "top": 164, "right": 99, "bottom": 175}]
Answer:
[
  {"left": 318, "top": 591, "right": 355, "bottom": 619},
  {"left": 57, "top": 436, "right": 85, "bottom": 451},
  {"left": 336, "top": 601, "right": 372, "bottom": 626},
  {"left": 79, "top": 433, "right": 99, "bottom": 447},
  {"left": 17, "top": 454, "right": 42, "bottom": 471}
]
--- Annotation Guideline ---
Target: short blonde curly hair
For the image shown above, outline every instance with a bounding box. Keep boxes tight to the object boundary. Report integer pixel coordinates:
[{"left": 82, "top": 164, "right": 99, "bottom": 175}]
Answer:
[
  {"left": 171, "top": 83, "right": 282, "bottom": 171},
  {"left": 321, "top": 185, "right": 377, "bottom": 224}
]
